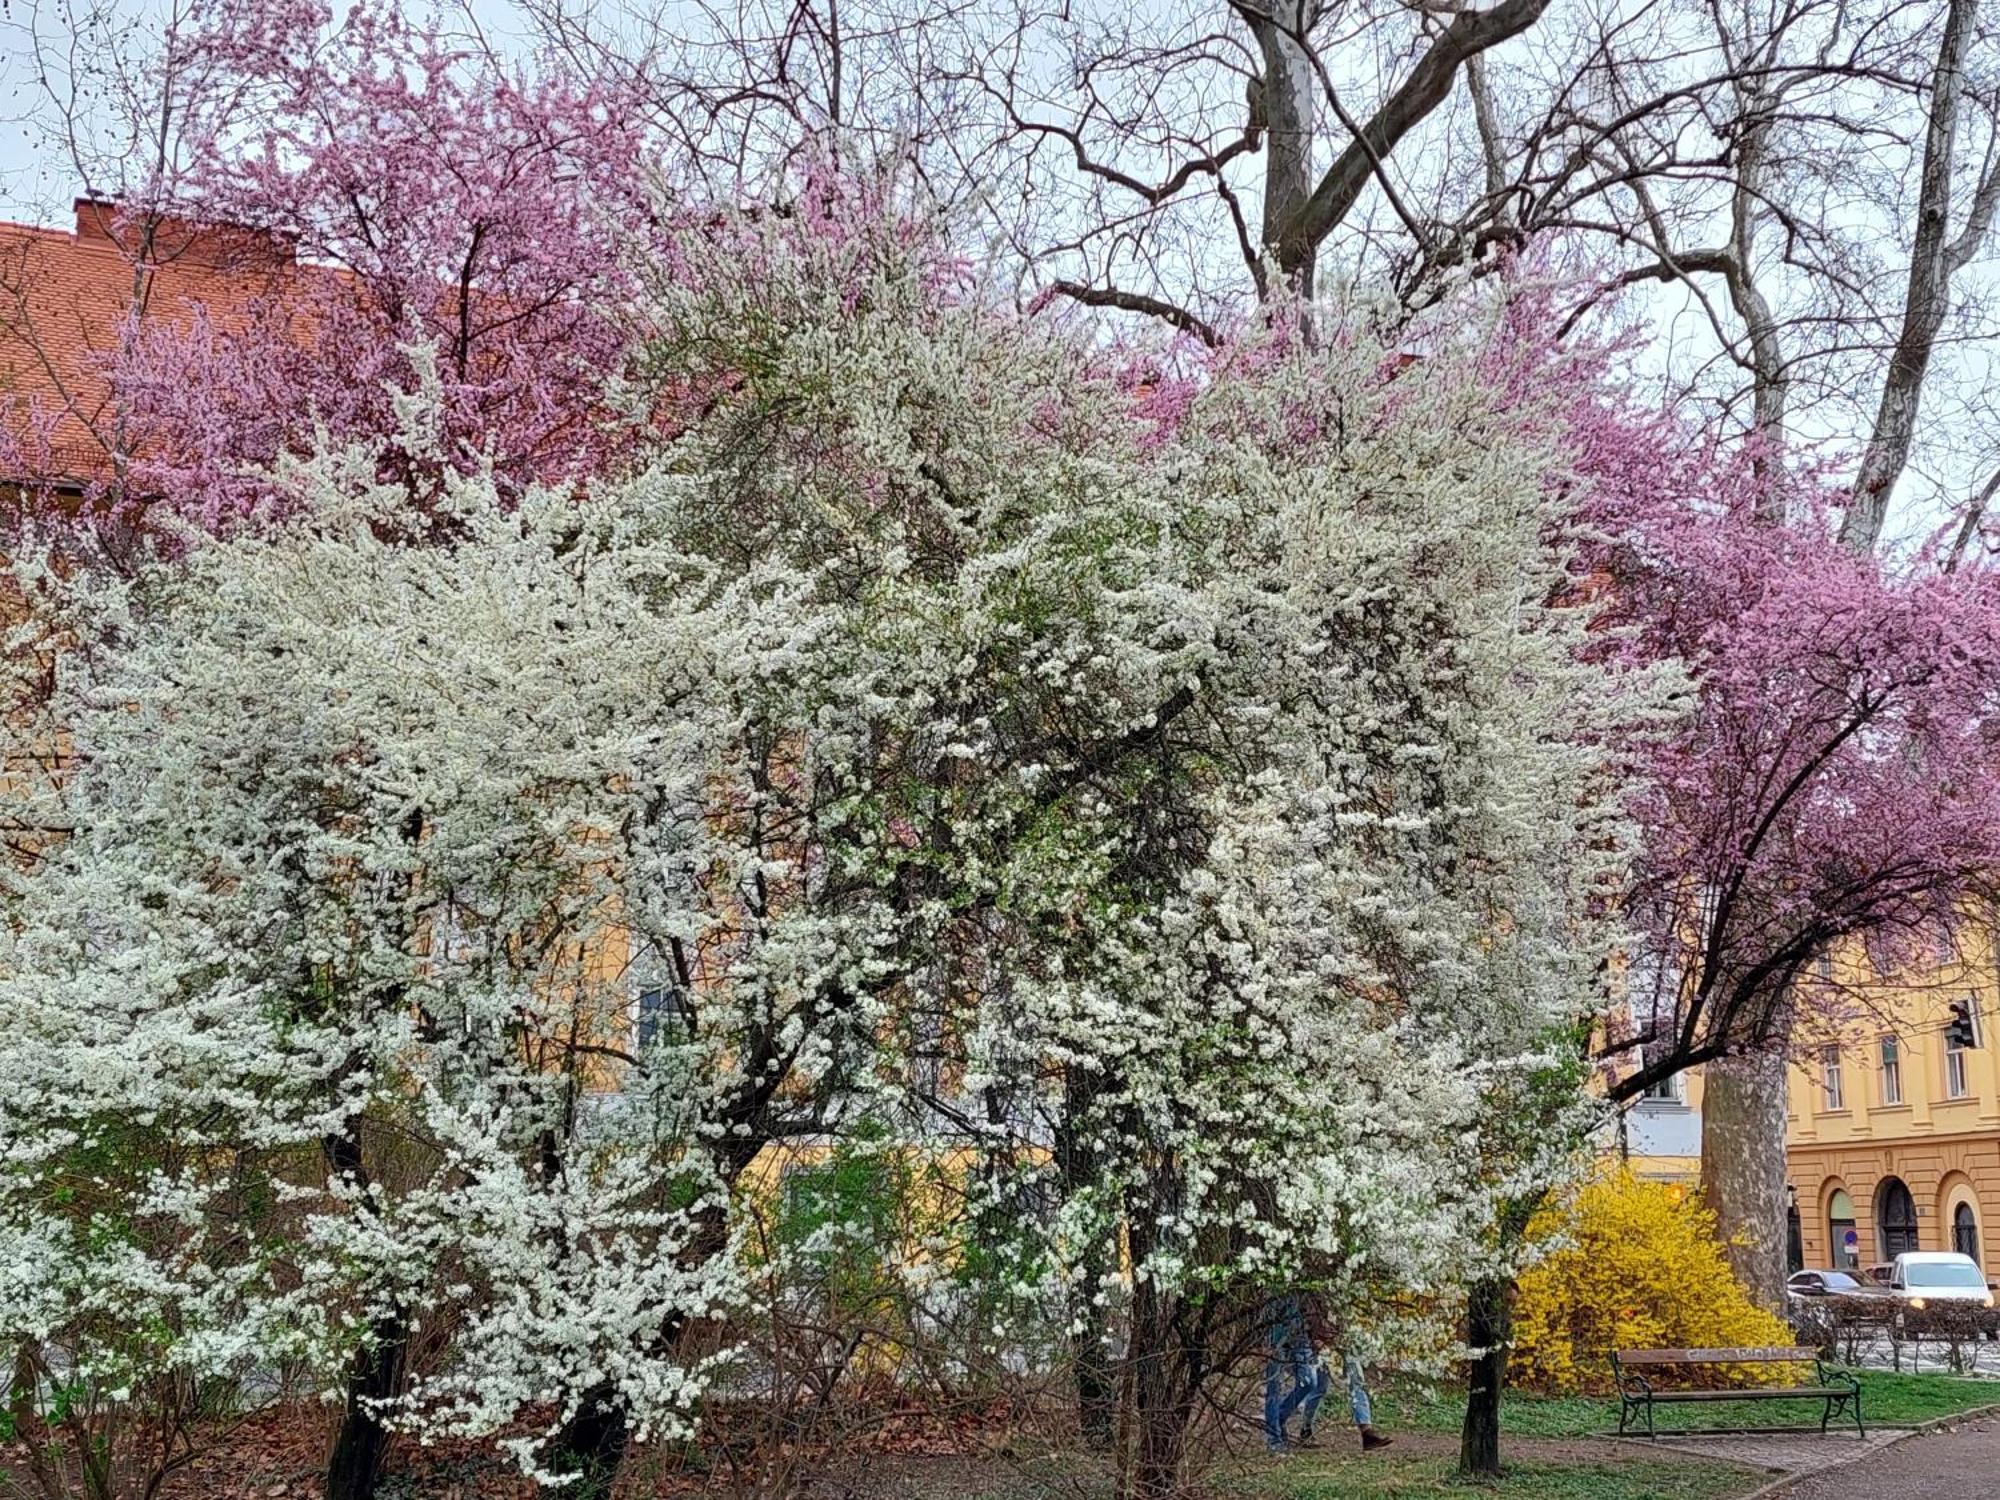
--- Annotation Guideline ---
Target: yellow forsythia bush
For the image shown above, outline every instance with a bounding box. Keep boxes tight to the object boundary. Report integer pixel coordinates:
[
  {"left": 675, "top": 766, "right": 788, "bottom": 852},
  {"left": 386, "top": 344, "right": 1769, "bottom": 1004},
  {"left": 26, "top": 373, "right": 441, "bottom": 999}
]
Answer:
[{"left": 1509, "top": 1166, "right": 1794, "bottom": 1394}]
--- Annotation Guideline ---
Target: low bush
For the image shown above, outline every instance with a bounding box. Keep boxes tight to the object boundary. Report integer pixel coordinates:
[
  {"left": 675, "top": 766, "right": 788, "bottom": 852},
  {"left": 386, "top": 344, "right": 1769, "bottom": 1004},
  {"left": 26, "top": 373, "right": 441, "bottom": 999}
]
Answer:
[{"left": 1509, "top": 1167, "right": 1794, "bottom": 1393}]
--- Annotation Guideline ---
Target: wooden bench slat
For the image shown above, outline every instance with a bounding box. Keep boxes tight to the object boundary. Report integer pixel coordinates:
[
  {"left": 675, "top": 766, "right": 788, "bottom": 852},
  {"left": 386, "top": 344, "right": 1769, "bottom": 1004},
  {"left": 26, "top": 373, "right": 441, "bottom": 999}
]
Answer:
[
  {"left": 1610, "top": 1344, "right": 1862, "bottom": 1440},
  {"left": 1648, "top": 1388, "right": 1851, "bottom": 1402},
  {"left": 1614, "top": 1347, "right": 1813, "bottom": 1365}
]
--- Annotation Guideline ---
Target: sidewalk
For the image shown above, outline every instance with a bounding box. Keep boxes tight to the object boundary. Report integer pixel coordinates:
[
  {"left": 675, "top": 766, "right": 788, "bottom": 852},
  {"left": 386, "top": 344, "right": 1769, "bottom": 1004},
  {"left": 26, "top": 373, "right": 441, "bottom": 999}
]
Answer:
[
  {"left": 1615, "top": 1427, "right": 1910, "bottom": 1486},
  {"left": 1755, "top": 1412, "right": 2000, "bottom": 1499}
]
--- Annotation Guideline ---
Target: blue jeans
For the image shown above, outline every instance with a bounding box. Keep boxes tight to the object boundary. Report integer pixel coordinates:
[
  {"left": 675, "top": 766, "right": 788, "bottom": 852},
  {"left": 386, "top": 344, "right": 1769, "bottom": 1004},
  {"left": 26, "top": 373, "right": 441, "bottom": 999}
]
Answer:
[
  {"left": 1265, "top": 1355, "right": 1371, "bottom": 1447},
  {"left": 1264, "top": 1351, "right": 1327, "bottom": 1448},
  {"left": 1343, "top": 1354, "right": 1372, "bottom": 1427}
]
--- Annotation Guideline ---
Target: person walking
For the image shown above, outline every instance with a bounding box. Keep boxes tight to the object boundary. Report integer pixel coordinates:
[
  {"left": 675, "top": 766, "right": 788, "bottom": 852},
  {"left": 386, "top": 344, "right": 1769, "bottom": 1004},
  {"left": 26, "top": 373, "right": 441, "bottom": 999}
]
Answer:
[
  {"left": 1263, "top": 1293, "right": 1394, "bottom": 1453},
  {"left": 1263, "top": 1293, "right": 1327, "bottom": 1452},
  {"left": 1300, "top": 1295, "right": 1394, "bottom": 1453}
]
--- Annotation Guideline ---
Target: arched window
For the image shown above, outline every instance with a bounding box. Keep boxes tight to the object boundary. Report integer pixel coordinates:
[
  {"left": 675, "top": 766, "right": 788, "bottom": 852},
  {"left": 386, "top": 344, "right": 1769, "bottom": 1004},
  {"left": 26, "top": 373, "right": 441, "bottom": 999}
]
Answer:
[
  {"left": 1878, "top": 1177, "right": 1919, "bottom": 1259},
  {"left": 1828, "top": 1189, "right": 1857, "bottom": 1269},
  {"left": 1954, "top": 1201, "right": 1981, "bottom": 1264}
]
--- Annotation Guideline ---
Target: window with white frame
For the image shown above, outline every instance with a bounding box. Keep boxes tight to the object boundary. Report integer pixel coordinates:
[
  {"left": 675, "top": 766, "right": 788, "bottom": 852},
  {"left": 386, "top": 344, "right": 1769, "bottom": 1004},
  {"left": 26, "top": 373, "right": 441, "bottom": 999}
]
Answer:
[
  {"left": 1944, "top": 996, "right": 1980, "bottom": 1099},
  {"left": 1640, "top": 1074, "right": 1683, "bottom": 1104},
  {"left": 1821, "top": 1045, "right": 1844, "bottom": 1111},
  {"left": 1946, "top": 1045, "right": 1969, "bottom": 1099},
  {"left": 1880, "top": 1036, "right": 1903, "bottom": 1106}
]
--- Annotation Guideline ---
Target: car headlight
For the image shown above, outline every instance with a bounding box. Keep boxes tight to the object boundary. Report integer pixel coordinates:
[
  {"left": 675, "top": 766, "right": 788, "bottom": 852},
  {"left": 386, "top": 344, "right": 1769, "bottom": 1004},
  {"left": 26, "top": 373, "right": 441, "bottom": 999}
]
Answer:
[
  {"left": 1911, "top": 1297, "right": 1928, "bottom": 1309},
  {"left": 1984, "top": 1296, "right": 1994, "bottom": 1309}
]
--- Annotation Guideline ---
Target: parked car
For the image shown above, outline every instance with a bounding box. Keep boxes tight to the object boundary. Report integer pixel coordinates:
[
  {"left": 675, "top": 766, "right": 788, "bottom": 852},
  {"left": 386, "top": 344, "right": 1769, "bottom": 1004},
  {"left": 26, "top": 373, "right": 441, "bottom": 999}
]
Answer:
[
  {"left": 1786, "top": 1268, "right": 1872, "bottom": 1300},
  {"left": 1882, "top": 1252, "right": 1996, "bottom": 1309},
  {"left": 1863, "top": 1262, "right": 1896, "bottom": 1287}
]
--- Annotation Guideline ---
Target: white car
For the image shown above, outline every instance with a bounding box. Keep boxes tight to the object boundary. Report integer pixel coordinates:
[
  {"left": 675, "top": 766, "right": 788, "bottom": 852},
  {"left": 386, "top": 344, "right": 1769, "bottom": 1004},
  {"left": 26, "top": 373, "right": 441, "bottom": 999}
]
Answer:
[{"left": 1883, "top": 1252, "right": 1995, "bottom": 1310}]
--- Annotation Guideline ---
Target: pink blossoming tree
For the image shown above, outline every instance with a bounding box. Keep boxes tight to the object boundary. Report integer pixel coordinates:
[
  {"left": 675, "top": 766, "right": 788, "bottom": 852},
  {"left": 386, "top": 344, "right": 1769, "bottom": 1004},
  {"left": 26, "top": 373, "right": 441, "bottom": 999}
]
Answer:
[{"left": 5, "top": 0, "right": 651, "bottom": 550}]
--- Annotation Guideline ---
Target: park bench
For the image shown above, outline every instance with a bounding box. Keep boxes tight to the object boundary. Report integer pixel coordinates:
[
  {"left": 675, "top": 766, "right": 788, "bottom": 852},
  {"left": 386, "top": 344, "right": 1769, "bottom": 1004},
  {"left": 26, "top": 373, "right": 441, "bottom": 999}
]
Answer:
[{"left": 1610, "top": 1347, "right": 1864, "bottom": 1439}]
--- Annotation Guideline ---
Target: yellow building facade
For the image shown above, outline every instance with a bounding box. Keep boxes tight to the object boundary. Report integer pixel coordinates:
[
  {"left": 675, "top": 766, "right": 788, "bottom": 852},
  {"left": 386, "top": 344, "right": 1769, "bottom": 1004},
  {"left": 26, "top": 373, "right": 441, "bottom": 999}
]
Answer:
[
  {"left": 1612, "top": 921, "right": 2000, "bottom": 1281},
  {"left": 1785, "top": 927, "right": 2000, "bottom": 1278}
]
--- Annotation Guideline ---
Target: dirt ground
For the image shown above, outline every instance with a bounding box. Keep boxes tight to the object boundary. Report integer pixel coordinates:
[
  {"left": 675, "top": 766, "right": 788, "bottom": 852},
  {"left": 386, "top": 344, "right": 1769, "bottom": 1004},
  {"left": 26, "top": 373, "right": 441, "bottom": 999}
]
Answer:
[{"left": 0, "top": 1406, "right": 1750, "bottom": 1499}]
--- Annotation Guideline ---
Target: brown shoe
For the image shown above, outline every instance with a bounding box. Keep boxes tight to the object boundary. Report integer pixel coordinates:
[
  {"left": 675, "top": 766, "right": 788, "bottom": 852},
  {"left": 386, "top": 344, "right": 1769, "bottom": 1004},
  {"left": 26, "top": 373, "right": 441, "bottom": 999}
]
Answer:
[{"left": 1360, "top": 1427, "right": 1394, "bottom": 1452}]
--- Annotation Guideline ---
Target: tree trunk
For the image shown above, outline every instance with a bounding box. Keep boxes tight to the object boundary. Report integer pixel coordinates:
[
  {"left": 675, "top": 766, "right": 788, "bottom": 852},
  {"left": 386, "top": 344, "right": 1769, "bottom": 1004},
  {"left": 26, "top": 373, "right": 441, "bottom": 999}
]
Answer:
[
  {"left": 1119, "top": 1277, "right": 1194, "bottom": 1500},
  {"left": 548, "top": 1383, "right": 628, "bottom": 1500},
  {"left": 1458, "top": 1272, "right": 1515, "bottom": 1479},
  {"left": 1841, "top": 0, "right": 1992, "bottom": 553},
  {"left": 322, "top": 1316, "right": 406, "bottom": 1500},
  {"left": 320, "top": 1109, "right": 406, "bottom": 1500},
  {"left": 544, "top": 1190, "right": 740, "bottom": 1491},
  {"left": 1700, "top": 1051, "right": 1791, "bottom": 1310},
  {"left": 1056, "top": 1066, "right": 1116, "bottom": 1447},
  {"left": 1072, "top": 1255, "right": 1118, "bottom": 1449},
  {"left": 1250, "top": 1, "right": 1320, "bottom": 301}
]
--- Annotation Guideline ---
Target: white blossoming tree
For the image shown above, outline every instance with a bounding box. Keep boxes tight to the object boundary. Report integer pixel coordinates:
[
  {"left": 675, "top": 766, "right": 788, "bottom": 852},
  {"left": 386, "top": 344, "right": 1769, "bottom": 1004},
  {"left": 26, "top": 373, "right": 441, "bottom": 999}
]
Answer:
[
  {"left": 0, "top": 180, "right": 1656, "bottom": 1500},
  {"left": 920, "top": 314, "right": 1656, "bottom": 1498},
  {"left": 0, "top": 418, "right": 920, "bottom": 1494}
]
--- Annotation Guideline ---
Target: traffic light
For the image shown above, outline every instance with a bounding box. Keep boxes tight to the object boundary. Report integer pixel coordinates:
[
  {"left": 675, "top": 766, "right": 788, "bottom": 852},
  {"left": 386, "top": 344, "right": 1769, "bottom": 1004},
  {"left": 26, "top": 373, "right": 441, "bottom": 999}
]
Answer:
[{"left": 1947, "top": 1000, "right": 1979, "bottom": 1050}]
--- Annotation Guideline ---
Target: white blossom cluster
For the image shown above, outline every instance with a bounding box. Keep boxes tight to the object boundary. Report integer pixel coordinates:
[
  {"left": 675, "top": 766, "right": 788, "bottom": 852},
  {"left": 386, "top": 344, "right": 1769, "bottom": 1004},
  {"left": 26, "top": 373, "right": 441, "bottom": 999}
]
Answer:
[{"left": 0, "top": 195, "right": 1660, "bottom": 1482}]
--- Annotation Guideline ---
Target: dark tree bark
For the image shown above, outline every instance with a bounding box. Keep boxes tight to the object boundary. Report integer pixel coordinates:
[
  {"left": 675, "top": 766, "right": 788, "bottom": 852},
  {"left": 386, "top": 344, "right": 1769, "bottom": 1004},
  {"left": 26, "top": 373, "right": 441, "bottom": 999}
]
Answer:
[
  {"left": 1120, "top": 1276, "right": 1197, "bottom": 1500},
  {"left": 1457, "top": 1194, "right": 1540, "bottom": 1480},
  {"left": 1056, "top": 1064, "right": 1117, "bottom": 1447},
  {"left": 322, "top": 1312, "right": 407, "bottom": 1500},
  {"left": 1458, "top": 1273, "right": 1514, "bottom": 1479},
  {"left": 1073, "top": 1276, "right": 1119, "bottom": 1450},
  {"left": 548, "top": 1382, "right": 630, "bottom": 1500},
  {"left": 319, "top": 1077, "right": 408, "bottom": 1500}
]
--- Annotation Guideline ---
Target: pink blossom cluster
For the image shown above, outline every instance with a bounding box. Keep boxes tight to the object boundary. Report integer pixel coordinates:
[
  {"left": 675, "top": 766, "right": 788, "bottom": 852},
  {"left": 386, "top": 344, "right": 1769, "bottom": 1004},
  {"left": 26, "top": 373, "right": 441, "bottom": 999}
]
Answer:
[{"left": 97, "top": 0, "right": 654, "bottom": 534}]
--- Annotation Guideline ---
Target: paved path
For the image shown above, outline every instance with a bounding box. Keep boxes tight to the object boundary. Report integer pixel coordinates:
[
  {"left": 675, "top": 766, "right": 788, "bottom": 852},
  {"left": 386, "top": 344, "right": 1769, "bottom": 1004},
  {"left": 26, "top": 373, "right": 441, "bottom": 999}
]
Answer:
[
  {"left": 1616, "top": 1428, "right": 1909, "bottom": 1482},
  {"left": 1760, "top": 1413, "right": 2000, "bottom": 1498}
]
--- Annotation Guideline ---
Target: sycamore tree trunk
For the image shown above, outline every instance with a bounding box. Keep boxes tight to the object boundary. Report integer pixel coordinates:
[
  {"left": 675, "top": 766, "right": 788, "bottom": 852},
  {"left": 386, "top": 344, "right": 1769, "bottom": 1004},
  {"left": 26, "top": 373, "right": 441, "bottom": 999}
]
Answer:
[{"left": 1700, "top": 1052, "right": 1791, "bottom": 1310}]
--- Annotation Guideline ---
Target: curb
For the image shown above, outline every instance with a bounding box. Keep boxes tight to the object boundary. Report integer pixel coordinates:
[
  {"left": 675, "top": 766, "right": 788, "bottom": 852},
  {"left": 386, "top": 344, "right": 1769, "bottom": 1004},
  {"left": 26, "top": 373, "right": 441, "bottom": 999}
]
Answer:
[{"left": 1709, "top": 1399, "right": 2000, "bottom": 1500}]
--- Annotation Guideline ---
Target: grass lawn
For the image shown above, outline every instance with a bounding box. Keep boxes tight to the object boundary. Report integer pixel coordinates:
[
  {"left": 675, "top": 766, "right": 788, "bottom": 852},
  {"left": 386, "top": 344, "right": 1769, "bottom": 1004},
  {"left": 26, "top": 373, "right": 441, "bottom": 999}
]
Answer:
[
  {"left": 949, "top": 1371, "right": 2000, "bottom": 1500},
  {"left": 1379, "top": 1369, "right": 2000, "bottom": 1436},
  {"left": 1217, "top": 1451, "right": 1755, "bottom": 1500}
]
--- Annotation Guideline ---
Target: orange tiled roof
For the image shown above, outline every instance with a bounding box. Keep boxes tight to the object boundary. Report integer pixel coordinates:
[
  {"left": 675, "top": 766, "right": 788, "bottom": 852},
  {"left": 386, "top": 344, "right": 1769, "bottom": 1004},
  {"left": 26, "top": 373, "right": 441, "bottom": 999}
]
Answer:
[{"left": 0, "top": 198, "right": 299, "bottom": 486}]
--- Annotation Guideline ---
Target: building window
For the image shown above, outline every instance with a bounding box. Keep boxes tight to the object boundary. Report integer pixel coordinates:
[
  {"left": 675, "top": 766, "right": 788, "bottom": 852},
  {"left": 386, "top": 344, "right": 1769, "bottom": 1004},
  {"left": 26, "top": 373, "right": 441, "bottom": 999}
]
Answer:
[
  {"left": 1641, "top": 1074, "right": 1682, "bottom": 1104},
  {"left": 1945, "top": 1001, "right": 1977, "bottom": 1099},
  {"left": 1821, "top": 1045, "right": 1844, "bottom": 1110},
  {"left": 1881, "top": 1037, "right": 1903, "bottom": 1106},
  {"left": 1955, "top": 1202, "right": 1982, "bottom": 1265},
  {"left": 636, "top": 982, "right": 689, "bottom": 1050},
  {"left": 1878, "top": 1177, "right": 1920, "bottom": 1259},
  {"left": 1828, "top": 1188, "right": 1858, "bottom": 1269}
]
